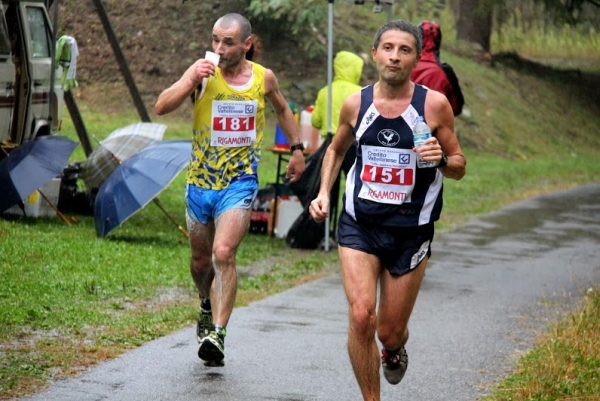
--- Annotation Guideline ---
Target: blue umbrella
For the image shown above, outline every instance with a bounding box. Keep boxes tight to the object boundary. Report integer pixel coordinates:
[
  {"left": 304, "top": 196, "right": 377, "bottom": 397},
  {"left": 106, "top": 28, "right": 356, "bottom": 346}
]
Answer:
[
  {"left": 94, "top": 140, "right": 191, "bottom": 238},
  {"left": 0, "top": 135, "right": 78, "bottom": 213}
]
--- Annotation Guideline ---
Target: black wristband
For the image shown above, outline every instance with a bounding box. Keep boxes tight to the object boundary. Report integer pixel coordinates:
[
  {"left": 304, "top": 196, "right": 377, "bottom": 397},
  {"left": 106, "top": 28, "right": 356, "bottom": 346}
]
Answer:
[{"left": 290, "top": 143, "right": 305, "bottom": 154}]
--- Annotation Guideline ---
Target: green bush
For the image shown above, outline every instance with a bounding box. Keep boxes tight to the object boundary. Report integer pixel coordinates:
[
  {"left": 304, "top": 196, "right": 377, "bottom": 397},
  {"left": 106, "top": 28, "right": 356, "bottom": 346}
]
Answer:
[{"left": 247, "top": 0, "right": 328, "bottom": 58}]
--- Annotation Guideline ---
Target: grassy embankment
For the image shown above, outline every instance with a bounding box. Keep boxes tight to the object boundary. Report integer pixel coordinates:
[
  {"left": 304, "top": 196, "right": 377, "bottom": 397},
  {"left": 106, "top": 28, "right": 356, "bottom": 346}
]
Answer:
[{"left": 1, "top": 7, "right": 599, "bottom": 399}]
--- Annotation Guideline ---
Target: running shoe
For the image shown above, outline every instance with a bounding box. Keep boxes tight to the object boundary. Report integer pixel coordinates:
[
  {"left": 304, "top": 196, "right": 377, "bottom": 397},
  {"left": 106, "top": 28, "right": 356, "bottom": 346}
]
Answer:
[
  {"left": 196, "top": 307, "right": 213, "bottom": 343},
  {"left": 381, "top": 346, "right": 408, "bottom": 385},
  {"left": 198, "top": 326, "right": 226, "bottom": 367}
]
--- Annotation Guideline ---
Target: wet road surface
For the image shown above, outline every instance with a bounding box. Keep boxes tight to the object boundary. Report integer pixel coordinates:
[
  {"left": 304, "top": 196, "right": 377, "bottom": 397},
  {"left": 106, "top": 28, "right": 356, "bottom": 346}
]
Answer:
[{"left": 24, "top": 183, "right": 600, "bottom": 400}]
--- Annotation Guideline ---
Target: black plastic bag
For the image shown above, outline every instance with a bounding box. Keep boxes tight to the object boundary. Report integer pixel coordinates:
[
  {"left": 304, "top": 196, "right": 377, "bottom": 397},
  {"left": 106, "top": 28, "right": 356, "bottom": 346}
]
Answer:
[
  {"left": 284, "top": 135, "right": 332, "bottom": 249},
  {"left": 285, "top": 205, "right": 325, "bottom": 249}
]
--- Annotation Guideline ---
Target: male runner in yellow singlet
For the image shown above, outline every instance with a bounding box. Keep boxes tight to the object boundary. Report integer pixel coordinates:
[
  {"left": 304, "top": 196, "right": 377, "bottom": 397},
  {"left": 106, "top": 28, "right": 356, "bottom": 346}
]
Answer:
[{"left": 155, "top": 13, "right": 305, "bottom": 367}]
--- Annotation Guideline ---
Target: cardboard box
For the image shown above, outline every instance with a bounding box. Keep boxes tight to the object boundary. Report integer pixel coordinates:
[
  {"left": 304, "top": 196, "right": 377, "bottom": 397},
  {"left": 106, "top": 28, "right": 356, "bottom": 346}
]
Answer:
[{"left": 4, "top": 177, "right": 61, "bottom": 217}]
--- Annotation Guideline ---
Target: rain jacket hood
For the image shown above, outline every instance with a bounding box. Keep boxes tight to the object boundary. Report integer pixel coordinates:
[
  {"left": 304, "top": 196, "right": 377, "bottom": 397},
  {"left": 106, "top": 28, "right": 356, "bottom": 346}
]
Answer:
[
  {"left": 419, "top": 20, "right": 442, "bottom": 63},
  {"left": 312, "top": 51, "right": 364, "bottom": 136},
  {"left": 411, "top": 21, "right": 464, "bottom": 116},
  {"left": 333, "top": 51, "right": 363, "bottom": 85}
]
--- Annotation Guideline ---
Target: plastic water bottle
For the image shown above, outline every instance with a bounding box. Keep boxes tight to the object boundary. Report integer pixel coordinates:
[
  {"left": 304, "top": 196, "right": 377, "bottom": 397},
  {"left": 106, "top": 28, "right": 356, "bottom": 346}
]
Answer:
[
  {"left": 413, "top": 116, "right": 436, "bottom": 168},
  {"left": 299, "top": 105, "right": 319, "bottom": 152}
]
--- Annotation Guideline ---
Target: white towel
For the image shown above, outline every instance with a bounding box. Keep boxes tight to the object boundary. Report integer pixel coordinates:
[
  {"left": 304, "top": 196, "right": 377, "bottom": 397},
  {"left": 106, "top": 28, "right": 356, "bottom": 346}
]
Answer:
[{"left": 65, "top": 36, "right": 78, "bottom": 80}]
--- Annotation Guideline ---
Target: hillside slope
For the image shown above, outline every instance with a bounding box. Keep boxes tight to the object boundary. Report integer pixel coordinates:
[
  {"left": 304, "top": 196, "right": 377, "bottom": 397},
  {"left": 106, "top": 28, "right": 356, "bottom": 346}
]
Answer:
[
  {"left": 56, "top": 0, "right": 600, "bottom": 161},
  {"left": 57, "top": 0, "right": 242, "bottom": 94},
  {"left": 56, "top": 0, "right": 334, "bottom": 111}
]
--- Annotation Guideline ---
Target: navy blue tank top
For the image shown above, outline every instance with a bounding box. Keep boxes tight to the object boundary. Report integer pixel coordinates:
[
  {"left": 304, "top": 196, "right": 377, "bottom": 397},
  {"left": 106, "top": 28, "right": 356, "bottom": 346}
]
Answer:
[{"left": 342, "top": 83, "right": 444, "bottom": 227}]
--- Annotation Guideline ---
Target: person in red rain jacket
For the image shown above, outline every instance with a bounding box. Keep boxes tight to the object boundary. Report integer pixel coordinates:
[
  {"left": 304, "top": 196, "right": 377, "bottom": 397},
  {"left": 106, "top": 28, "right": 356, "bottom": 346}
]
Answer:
[{"left": 411, "top": 20, "right": 464, "bottom": 116}]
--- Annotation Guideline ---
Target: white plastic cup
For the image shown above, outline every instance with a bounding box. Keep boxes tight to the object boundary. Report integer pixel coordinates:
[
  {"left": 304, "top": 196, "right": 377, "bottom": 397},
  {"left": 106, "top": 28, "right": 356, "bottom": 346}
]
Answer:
[{"left": 205, "top": 51, "right": 220, "bottom": 66}]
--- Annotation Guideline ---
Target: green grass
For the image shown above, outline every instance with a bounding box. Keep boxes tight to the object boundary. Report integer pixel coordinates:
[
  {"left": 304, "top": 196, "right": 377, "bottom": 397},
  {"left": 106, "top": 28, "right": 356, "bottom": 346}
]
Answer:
[
  {"left": 492, "top": 11, "right": 600, "bottom": 63},
  {"left": 482, "top": 288, "right": 600, "bottom": 400}
]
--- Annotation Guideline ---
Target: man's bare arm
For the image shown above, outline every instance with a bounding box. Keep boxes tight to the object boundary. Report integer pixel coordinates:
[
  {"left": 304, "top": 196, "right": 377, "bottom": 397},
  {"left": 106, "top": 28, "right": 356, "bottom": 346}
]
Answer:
[
  {"left": 154, "top": 59, "right": 215, "bottom": 115},
  {"left": 264, "top": 69, "right": 301, "bottom": 146},
  {"left": 264, "top": 68, "right": 305, "bottom": 181},
  {"left": 423, "top": 90, "right": 466, "bottom": 180},
  {"left": 310, "top": 93, "right": 359, "bottom": 222}
]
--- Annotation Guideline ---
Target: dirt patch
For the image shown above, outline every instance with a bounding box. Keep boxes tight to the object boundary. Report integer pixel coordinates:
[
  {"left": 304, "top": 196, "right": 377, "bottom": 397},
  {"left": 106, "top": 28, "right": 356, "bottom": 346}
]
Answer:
[{"left": 54, "top": 0, "right": 332, "bottom": 113}]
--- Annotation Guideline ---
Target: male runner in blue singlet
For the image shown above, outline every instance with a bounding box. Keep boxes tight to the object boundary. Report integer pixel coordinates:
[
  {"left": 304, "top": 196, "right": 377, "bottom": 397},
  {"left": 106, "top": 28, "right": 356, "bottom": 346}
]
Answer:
[
  {"left": 309, "top": 19, "right": 466, "bottom": 400},
  {"left": 155, "top": 13, "right": 305, "bottom": 367}
]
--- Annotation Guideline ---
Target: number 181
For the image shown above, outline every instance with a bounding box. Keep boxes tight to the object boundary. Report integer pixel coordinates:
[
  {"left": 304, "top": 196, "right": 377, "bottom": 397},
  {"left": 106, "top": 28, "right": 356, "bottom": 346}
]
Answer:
[{"left": 214, "top": 116, "right": 255, "bottom": 131}]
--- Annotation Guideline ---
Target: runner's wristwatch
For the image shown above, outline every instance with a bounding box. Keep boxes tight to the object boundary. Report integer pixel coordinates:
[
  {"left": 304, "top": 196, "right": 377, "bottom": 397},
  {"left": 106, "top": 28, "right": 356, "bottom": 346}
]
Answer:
[
  {"left": 290, "top": 143, "right": 305, "bottom": 154},
  {"left": 438, "top": 153, "right": 448, "bottom": 168}
]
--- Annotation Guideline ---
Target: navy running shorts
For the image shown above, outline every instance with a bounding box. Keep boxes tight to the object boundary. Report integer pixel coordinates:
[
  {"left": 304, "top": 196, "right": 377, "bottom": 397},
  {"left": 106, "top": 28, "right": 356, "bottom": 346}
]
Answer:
[{"left": 337, "top": 211, "right": 434, "bottom": 277}]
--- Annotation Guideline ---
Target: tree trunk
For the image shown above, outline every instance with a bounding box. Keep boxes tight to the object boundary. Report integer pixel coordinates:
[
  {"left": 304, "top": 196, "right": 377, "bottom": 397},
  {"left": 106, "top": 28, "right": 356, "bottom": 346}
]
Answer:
[
  {"left": 449, "top": 0, "right": 460, "bottom": 18},
  {"left": 456, "top": 0, "right": 493, "bottom": 53}
]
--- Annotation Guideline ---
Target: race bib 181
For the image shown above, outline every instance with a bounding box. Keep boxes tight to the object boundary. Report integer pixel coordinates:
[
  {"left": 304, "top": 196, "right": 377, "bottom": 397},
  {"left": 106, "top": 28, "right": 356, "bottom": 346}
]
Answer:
[{"left": 211, "top": 100, "right": 258, "bottom": 147}]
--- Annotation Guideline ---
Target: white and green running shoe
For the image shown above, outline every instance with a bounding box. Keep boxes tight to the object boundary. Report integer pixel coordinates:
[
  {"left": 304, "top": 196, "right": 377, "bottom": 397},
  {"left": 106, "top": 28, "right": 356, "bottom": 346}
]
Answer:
[{"left": 198, "top": 326, "right": 226, "bottom": 367}]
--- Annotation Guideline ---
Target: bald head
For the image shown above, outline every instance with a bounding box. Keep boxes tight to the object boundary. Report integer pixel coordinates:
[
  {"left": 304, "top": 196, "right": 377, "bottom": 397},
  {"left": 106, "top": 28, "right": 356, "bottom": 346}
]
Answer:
[{"left": 215, "top": 13, "right": 252, "bottom": 42}]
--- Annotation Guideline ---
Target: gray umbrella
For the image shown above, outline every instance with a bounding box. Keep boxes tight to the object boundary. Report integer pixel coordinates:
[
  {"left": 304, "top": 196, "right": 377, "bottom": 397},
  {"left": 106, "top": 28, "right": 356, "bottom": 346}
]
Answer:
[{"left": 79, "top": 122, "right": 167, "bottom": 189}]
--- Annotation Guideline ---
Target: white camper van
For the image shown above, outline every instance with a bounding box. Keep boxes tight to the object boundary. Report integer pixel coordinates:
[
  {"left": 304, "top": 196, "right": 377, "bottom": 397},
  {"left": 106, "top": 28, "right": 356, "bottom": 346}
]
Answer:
[{"left": 0, "top": 0, "right": 63, "bottom": 149}]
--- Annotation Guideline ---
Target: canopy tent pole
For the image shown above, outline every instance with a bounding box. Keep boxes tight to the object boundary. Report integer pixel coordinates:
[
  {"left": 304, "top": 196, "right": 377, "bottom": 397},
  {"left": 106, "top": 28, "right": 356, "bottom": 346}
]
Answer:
[{"left": 324, "top": 0, "right": 334, "bottom": 252}]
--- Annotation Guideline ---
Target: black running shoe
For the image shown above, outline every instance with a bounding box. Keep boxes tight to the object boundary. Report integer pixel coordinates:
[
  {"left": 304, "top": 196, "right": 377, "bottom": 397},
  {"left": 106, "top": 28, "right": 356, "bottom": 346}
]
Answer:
[{"left": 381, "top": 346, "right": 408, "bottom": 385}]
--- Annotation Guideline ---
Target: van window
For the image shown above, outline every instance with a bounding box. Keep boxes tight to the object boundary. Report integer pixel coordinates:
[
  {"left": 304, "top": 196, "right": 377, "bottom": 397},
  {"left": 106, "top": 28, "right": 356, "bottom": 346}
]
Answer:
[
  {"left": 26, "top": 6, "right": 51, "bottom": 58},
  {"left": 0, "top": 9, "right": 10, "bottom": 55}
]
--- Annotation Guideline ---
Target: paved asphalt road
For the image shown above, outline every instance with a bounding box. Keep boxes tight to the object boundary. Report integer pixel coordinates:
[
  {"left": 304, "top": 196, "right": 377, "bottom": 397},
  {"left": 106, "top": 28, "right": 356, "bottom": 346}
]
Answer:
[{"left": 24, "top": 183, "right": 600, "bottom": 401}]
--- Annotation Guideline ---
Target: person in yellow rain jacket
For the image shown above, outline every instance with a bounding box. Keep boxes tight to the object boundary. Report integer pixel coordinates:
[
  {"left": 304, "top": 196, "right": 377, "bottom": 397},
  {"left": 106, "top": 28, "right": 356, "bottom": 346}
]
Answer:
[
  {"left": 311, "top": 50, "right": 364, "bottom": 175},
  {"left": 309, "top": 51, "right": 364, "bottom": 235}
]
